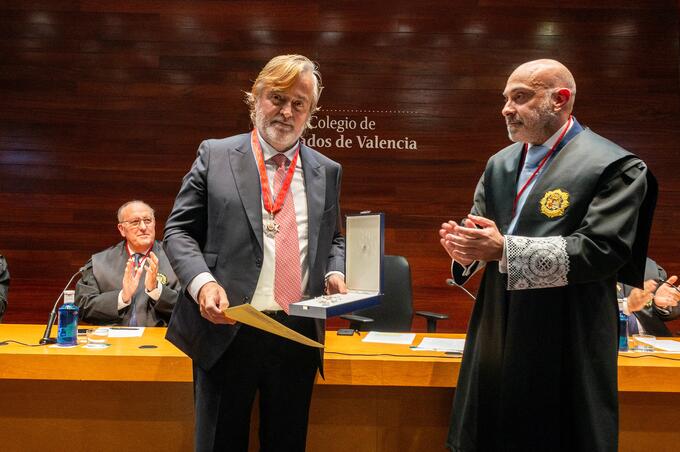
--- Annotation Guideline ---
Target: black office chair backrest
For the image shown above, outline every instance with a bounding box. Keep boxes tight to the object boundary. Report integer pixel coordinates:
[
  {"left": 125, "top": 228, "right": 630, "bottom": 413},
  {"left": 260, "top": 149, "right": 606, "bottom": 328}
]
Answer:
[{"left": 353, "top": 255, "right": 413, "bottom": 332}]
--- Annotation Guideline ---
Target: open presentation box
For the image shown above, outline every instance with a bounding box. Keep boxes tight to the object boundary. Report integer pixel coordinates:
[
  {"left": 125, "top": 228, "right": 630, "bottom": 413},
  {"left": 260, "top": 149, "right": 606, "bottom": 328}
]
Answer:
[{"left": 289, "top": 213, "right": 384, "bottom": 319}]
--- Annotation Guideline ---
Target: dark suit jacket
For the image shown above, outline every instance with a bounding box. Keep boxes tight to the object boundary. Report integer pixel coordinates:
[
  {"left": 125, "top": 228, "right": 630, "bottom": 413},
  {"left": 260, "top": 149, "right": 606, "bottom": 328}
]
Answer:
[
  {"left": 163, "top": 133, "right": 345, "bottom": 371},
  {"left": 0, "top": 255, "right": 9, "bottom": 322},
  {"left": 619, "top": 258, "right": 680, "bottom": 336},
  {"left": 75, "top": 240, "right": 180, "bottom": 326}
]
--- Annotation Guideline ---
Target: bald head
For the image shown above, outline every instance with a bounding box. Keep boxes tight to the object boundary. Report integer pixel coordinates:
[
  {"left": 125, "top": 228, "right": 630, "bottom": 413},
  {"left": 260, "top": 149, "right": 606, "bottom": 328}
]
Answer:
[
  {"left": 502, "top": 59, "right": 577, "bottom": 144},
  {"left": 510, "top": 59, "right": 576, "bottom": 109}
]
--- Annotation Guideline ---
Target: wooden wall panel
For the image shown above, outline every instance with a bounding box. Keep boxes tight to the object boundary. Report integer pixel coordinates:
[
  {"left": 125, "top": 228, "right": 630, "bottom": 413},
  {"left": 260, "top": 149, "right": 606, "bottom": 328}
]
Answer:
[{"left": 0, "top": 1, "right": 679, "bottom": 335}]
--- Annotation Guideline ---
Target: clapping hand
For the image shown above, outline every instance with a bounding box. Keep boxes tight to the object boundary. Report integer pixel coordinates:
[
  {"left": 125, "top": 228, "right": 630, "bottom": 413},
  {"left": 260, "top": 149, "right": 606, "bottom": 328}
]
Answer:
[
  {"left": 654, "top": 276, "right": 680, "bottom": 309},
  {"left": 144, "top": 252, "right": 160, "bottom": 292},
  {"left": 440, "top": 214, "right": 505, "bottom": 264},
  {"left": 121, "top": 258, "right": 143, "bottom": 302}
]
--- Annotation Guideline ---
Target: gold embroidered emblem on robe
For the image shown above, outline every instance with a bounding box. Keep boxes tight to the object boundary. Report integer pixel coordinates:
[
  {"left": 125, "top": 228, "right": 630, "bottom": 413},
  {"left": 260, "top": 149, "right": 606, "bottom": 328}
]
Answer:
[{"left": 540, "top": 189, "right": 570, "bottom": 218}]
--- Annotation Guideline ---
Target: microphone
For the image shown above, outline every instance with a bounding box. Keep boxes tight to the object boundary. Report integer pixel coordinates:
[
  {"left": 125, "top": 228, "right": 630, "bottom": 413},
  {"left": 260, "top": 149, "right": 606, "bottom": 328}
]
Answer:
[
  {"left": 446, "top": 278, "right": 477, "bottom": 301},
  {"left": 39, "top": 266, "right": 86, "bottom": 345}
]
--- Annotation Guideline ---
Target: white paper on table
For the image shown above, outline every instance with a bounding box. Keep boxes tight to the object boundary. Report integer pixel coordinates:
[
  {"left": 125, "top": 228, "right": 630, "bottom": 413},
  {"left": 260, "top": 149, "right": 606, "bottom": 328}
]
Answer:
[
  {"left": 411, "top": 337, "right": 465, "bottom": 353},
  {"left": 107, "top": 327, "right": 145, "bottom": 338},
  {"left": 645, "top": 339, "right": 680, "bottom": 352},
  {"left": 361, "top": 331, "right": 416, "bottom": 345}
]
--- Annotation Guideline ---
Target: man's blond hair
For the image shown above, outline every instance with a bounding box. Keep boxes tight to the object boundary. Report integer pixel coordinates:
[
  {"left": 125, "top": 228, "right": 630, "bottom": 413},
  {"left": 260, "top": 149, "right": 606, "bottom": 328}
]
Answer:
[{"left": 244, "top": 54, "right": 323, "bottom": 130}]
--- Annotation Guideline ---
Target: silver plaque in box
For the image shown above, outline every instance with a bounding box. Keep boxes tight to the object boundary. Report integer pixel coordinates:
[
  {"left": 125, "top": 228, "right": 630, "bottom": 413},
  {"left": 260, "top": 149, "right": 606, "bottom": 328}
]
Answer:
[{"left": 289, "top": 213, "right": 384, "bottom": 319}]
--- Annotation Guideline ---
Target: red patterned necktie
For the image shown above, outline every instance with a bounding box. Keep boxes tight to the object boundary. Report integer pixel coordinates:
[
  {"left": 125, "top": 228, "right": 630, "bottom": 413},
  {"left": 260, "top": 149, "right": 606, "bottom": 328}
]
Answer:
[{"left": 271, "top": 153, "right": 302, "bottom": 313}]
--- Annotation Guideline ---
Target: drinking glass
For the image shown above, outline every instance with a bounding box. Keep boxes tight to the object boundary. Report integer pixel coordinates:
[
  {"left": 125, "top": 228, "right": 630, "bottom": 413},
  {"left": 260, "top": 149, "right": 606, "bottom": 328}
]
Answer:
[{"left": 85, "top": 328, "right": 110, "bottom": 348}]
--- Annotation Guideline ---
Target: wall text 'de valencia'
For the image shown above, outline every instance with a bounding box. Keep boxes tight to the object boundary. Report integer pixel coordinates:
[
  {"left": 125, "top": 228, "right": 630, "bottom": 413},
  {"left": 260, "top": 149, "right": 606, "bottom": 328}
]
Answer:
[{"left": 305, "top": 114, "right": 418, "bottom": 151}]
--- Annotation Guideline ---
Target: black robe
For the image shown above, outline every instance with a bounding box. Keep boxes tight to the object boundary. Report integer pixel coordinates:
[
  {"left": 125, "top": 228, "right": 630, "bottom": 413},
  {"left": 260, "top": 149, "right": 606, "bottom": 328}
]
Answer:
[
  {"left": 75, "top": 240, "right": 181, "bottom": 326},
  {"left": 0, "top": 254, "right": 8, "bottom": 321},
  {"left": 618, "top": 258, "right": 680, "bottom": 337},
  {"left": 447, "top": 120, "right": 657, "bottom": 452}
]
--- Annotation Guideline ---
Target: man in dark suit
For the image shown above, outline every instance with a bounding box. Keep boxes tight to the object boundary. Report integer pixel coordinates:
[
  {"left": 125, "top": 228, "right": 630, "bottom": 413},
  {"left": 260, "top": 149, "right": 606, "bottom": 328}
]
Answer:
[
  {"left": 0, "top": 254, "right": 9, "bottom": 322},
  {"left": 75, "top": 200, "right": 180, "bottom": 326},
  {"left": 618, "top": 258, "right": 680, "bottom": 337},
  {"left": 163, "top": 54, "right": 347, "bottom": 452}
]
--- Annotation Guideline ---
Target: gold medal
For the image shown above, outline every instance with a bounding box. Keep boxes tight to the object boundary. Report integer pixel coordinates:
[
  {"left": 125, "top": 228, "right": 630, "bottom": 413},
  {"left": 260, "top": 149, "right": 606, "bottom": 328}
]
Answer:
[
  {"left": 157, "top": 273, "right": 168, "bottom": 286},
  {"left": 540, "top": 189, "right": 570, "bottom": 218}
]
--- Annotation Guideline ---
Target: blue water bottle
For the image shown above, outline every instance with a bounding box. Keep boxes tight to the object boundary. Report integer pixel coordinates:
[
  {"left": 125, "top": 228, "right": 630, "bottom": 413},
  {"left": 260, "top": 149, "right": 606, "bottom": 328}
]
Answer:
[
  {"left": 617, "top": 299, "right": 629, "bottom": 352},
  {"left": 57, "top": 290, "right": 79, "bottom": 346}
]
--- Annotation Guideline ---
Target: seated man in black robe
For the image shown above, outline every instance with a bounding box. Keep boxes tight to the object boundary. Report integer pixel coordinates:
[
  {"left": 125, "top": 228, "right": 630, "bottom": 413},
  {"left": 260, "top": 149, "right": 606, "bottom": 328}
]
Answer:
[
  {"left": 618, "top": 258, "right": 680, "bottom": 337},
  {"left": 75, "top": 200, "right": 180, "bottom": 326}
]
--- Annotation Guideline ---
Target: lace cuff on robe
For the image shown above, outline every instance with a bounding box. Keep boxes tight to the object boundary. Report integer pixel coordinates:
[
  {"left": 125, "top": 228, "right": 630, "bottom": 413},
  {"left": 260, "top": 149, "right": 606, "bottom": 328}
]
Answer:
[{"left": 505, "top": 235, "right": 569, "bottom": 290}]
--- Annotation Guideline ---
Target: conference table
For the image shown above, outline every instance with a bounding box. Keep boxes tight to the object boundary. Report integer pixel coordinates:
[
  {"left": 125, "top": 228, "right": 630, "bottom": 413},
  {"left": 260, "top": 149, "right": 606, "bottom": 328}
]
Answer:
[{"left": 0, "top": 325, "right": 679, "bottom": 451}]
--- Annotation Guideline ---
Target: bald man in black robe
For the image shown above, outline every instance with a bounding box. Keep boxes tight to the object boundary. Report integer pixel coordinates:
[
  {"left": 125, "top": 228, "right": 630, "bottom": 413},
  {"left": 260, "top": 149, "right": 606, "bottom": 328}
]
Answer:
[{"left": 440, "top": 59, "right": 656, "bottom": 452}]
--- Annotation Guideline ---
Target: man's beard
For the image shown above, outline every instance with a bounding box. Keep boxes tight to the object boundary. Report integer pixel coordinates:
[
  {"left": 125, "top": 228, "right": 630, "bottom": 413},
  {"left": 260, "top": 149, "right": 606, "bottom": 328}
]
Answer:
[
  {"left": 506, "top": 99, "right": 558, "bottom": 144},
  {"left": 255, "top": 108, "right": 301, "bottom": 151}
]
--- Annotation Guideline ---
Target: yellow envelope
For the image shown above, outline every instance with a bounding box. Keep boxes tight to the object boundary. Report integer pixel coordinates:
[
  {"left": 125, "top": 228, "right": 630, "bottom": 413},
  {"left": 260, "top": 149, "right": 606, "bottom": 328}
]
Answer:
[{"left": 223, "top": 304, "right": 324, "bottom": 348}]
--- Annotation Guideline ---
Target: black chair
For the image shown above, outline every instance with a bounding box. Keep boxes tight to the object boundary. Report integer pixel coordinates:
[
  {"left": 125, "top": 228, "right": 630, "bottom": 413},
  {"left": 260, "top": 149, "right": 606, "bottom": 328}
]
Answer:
[{"left": 340, "top": 255, "right": 448, "bottom": 332}]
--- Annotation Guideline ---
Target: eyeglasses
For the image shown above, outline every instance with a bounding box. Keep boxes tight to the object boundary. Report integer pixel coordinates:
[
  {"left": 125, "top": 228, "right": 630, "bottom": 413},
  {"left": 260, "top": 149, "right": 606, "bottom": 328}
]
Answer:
[{"left": 120, "top": 217, "right": 154, "bottom": 228}]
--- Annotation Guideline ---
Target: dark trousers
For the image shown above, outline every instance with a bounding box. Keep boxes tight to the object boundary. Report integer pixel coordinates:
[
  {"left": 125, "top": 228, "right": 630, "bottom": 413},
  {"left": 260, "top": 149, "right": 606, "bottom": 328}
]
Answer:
[{"left": 193, "top": 313, "right": 319, "bottom": 452}]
